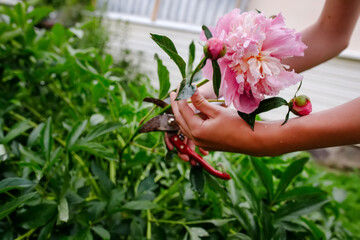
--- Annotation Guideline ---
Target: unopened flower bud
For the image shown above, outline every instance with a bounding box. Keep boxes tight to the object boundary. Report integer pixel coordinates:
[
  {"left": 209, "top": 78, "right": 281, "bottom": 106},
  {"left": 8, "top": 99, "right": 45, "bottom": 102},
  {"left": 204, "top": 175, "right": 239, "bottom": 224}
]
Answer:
[
  {"left": 203, "top": 38, "right": 226, "bottom": 60},
  {"left": 290, "top": 95, "right": 312, "bottom": 116}
]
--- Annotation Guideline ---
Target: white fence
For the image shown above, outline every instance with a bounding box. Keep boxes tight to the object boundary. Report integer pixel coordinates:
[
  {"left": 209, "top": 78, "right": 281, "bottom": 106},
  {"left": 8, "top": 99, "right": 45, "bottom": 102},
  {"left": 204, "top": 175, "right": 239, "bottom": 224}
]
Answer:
[{"left": 97, "top": 0, "right": 249, "bottom": 26}]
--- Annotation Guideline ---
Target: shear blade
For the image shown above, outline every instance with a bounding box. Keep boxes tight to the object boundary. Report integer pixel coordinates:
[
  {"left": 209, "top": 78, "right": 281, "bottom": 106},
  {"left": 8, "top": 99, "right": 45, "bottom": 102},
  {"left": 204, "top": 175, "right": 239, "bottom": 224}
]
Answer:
[{"left": 140, "top": 115, "right": 179, "bottom": 133}]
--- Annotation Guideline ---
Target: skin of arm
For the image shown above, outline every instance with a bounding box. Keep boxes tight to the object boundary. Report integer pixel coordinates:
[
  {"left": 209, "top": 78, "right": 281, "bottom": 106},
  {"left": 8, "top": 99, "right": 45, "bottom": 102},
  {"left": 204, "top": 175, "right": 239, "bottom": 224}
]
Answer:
[
  {"left": 171, "top": 91, "right": 360, "bottom": 157},
  {"left": 168, "top": 0, "right": 360, "bottom": 157}
]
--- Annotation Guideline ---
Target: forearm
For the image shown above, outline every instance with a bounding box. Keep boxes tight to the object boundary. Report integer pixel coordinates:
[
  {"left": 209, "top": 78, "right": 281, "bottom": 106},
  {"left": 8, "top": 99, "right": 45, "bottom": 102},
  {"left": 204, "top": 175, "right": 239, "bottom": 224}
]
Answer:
[
  {"left": 282, "top": 0, "right": 360, "bottom": 73},
  {"left": 253, "top": 97, "right": 360, "bottom": 156}
]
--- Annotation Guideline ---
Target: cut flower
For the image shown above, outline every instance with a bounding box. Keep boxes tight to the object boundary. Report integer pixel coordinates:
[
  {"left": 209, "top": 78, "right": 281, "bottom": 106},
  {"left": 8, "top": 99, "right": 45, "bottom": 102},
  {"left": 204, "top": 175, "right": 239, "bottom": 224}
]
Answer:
[{"left": 201, "top": 9, "right": 307, "bottom": 113}]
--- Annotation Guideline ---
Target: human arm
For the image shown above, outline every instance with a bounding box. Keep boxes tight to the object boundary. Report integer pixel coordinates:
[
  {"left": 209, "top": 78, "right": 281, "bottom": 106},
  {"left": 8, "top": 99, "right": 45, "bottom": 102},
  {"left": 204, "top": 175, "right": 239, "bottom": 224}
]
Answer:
[
  {"left": 282, "top": 0, "right": 360, "bottom": 73},
  {"left": 171, "top": 91, "right": 360, "bottom": 157}
]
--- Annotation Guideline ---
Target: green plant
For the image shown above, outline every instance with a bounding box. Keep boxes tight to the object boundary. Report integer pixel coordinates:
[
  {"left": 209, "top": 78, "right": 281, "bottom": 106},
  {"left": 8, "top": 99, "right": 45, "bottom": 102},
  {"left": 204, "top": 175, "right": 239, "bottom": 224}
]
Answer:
[{"left": 0, "top": 3, "right": 357, "bottom": 239}]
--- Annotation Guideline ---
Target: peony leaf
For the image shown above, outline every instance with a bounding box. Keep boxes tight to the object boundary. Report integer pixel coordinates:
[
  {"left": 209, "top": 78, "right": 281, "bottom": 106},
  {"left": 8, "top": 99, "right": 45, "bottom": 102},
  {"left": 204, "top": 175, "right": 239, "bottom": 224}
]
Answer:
[
  {"left": 276, "top": 187, "right": 327, "bottom": 203},
  {"left": 0, "top": 178, "right": 34, "bottom": 194},
  {"left": 187, "top": 41, "right": 196, "bottom": 77},
  {"left": 254, "top": 97, "right": 288, "bottom": 115},
  {"left": 237, "top": 112, "right": 256, "bottom": 130},
  {"left": 155, "top": 54, "right": 170, "bottom": 99},
  {"left": 150, "top": 33, "right": 186, "bottom": 79},
  {"left": 176, "top": 79, "right": 196, "bottom": 100},
  {"left": 238, "top": 97, "right": 289, "bottom": 130},
  {"left": 202, "top": 25, "right": 213, "bottom": 40},
  {"left": 274, "top": 157, "right": 309, "bottom": 201},
  {"left": 274, "top": 196, "right": 329, "bottom": 221},
  {"left": 212, "top": 60, "right": 221, "bottom": 98},
  {"left": 250, "top": 157, "right": 274, "bottom": 202},
  {"left": 190, "top": 165, "right": 205, "bottom": 194}
]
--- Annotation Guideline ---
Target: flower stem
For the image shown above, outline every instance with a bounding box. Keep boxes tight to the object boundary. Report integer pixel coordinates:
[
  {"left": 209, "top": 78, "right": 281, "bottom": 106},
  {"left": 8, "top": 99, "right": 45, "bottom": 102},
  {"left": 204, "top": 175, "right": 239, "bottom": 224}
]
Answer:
[{"left": 189, "top": 56, "right": 206, "bottom": 85}]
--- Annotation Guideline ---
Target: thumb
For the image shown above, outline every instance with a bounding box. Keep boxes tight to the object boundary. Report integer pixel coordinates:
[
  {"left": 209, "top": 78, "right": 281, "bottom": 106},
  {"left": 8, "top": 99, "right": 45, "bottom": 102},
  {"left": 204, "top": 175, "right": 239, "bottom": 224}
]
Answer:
[{"left": 191, "top": 90, "right": 220, "bottom": 118}]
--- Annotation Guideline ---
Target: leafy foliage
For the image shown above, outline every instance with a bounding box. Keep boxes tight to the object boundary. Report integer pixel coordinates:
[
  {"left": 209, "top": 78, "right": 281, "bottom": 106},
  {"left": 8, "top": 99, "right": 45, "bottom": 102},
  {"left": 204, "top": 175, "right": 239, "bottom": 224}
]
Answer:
[{"left": 0, "top": 3, "right": 358, "bottom": 240}]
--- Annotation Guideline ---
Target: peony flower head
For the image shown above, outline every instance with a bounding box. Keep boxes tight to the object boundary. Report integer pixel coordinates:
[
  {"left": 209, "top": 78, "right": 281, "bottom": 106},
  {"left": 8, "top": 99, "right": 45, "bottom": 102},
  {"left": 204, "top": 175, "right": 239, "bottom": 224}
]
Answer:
[
  {"left": 204, "top": 38, "right": 227, "bottom": 60},
  {"left": 202, "top": 9, "right": 307, "bottom": 113},
  {"left": 290, "top": 95, "right": 312, "bottom": 116}
]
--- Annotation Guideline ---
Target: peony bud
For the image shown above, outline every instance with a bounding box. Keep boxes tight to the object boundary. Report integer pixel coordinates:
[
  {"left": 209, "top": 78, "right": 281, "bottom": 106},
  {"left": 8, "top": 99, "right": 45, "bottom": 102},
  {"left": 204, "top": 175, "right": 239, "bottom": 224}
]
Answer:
[
  {"left": 290, "top": 95, "right": 312, "bottom": 116},
  {"left": 203, "top": 38, "right": 226, "bottom": 60}
]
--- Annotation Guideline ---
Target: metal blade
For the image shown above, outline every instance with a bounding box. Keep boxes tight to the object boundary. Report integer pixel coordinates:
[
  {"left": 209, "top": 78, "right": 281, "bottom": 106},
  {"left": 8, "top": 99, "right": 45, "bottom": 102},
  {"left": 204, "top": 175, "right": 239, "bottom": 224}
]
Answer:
[{"left": 139, "top": 115, "right": 179, "bottom": 133}]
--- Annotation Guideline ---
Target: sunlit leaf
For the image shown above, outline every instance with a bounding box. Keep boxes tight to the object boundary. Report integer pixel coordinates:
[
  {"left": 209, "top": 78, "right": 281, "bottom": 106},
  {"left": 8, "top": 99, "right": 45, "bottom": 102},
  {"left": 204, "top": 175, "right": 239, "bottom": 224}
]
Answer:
[
  {"left": 150, "top": 33, "right": 186, "bottom": 78},
  {"left": 122, "top": 200, "right": 159, "bottom": 210},
  {"left": 2, "top": 120, "right": 31, "bottom": 144},
  {"left": 155, "top": 54, "right": 170, "bottom": 99}
]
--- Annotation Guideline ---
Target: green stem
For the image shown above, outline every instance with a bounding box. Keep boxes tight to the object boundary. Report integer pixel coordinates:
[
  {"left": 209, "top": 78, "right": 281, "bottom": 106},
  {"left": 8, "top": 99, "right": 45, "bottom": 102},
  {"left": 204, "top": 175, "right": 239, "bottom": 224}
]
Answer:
[
  {"left": 131, "top": 142, "right": 165, "bottom": 156},
  {"left": 109, "top": 161, "right": 116, "bottom": 184},
  {"left": 196, "top": 78, "right": 209, "bottom": 88},
  {"left": 189, "top": 57, "right": 206, "bottom": 85},
  {"left": 14, "top": 228, "right": 36, "bottom": 240},
  {"left": 147, "top": 210, "right": 152, "bottom": 239}
]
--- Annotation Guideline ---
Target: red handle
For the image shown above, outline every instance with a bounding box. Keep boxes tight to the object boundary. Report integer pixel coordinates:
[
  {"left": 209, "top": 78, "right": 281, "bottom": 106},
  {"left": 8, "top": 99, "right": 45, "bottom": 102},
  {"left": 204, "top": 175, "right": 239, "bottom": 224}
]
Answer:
[{"left": 169, "top": 135, "right": 231, "bottom": 180}]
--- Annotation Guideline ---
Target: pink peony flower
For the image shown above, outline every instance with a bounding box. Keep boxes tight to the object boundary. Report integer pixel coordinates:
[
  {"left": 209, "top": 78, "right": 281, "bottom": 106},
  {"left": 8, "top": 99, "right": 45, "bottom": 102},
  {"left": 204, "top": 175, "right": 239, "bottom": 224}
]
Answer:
[
  {"left": 204, "top": 38, "right": 227, "bottom": 60},
  {"left": 290, "top": 95, "right": 312, "bottom": 116},
  {"left": 201, "top": 9, "right": 307, "bottom": 113}
]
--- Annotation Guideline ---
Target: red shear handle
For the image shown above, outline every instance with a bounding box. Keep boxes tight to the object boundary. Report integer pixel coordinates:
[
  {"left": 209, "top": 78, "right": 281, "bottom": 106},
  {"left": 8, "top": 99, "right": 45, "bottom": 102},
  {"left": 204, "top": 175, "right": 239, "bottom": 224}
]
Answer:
[{"left": 169, "top": 135, "right": 231, "bottom": 180}]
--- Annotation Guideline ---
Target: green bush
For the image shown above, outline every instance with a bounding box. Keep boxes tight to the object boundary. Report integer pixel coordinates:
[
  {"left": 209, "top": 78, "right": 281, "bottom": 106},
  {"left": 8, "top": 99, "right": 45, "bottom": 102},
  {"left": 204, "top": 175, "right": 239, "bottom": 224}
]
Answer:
[{"left": 0, "top": 3, "right": 357, "bottom": 239}]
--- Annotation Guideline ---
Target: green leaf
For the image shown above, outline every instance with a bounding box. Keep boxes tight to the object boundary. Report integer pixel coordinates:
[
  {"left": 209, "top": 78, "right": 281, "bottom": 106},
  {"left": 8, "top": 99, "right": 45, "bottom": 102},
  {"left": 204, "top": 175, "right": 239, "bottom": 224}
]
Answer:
[
  {"left": 83, "top": 122, "right": 122, "bottom": 142},
  {"left": 19, "top": 145, "right": 45, "bottom": 165},
  {"left": 2, "top": 120, "right": 31, "bottom": 144},
  {"left": 122, "top": 200, "right": 159, "bottom": 210},
  {"left": 0, "top": 192, "right": 36, "bottom": 221},
  {"left": 300, "top": 217, "right": 326, "bottom": 239},
  {"left": 66, "top": 120, "right": 88, "bottom": 149},
  {"left": 71, "top": 142, "right": 117, "bottom": 161},
  {"left": 0, "top": 178, "right": 34, "bottom": 194},
  {"left": 276, "top": 187, "right": 327, "bottom": 203},
  {"left": 155, "top": 54, "right": 170, "bottom": 99},
  {"left": 251, "top": 157, "right": 274, "bottom": 201},
  {"left": 227, "top": 233, "right": 252, "bottom": 240},
  {"left": 230, "top": 206, "right": 253, "bottom": 236},
  {"left": 92, "top": 226, "right": 110, "bottom": 240},
  {"left": 58, "top": 197, "right": 69, "bottom": 222},
  {"left": 27, "top": 123, "right": 44, "bottom": 147},
  {"left": 91, "top": 161, "right": 114, "bottom": 198},
  {"left": 187, "top": 41, "right": 196, "bottom": 77},
  {"left": 274, "top": 196, "right": 329, "bottom": 221},
  {"left": 41, "top": 117, "right": 53, "bottom": 161},
  {"left": 202, "top": 25, "right": 213, "bottom": 40},
  {"left": 188, "top": 227, "right": 209, "bottom": 240},
  {"left": 254, "top": 97, "right": 288, "bottom": 115},
  {"left": 190, "top": 165, "right": 205, "bottom": 195},
  {"left": 150, "top": 33, "right": 186, "bottom": 78},
  {"left": 212, "top": 60, "right": 221, "bottom": 98},
  {"left": 175, "top": 82, "right": 196, "bottom": 100},
  {"left": 232, "top": 174, "right": 259, "bottom": 214},
  {"left": 27, "top": 7, "right": 52, "bottom": 26},
  {"left": 16, "top": 202, "right": 58, "bottom": 229},
  {"left": 238, "top": 97, "right": 289, "bottom": 130},
  {"left": 0, "top": 27, "right": 22, "bottom": 43},
  {"left": 274, "top": 157, "right": 309, "bottom": 200},
  {"left": 38, "top": 219, "right": 56, "bottom": 240},
  {"left": 237, "top": 111, "right": 256, "bottom": 131}
]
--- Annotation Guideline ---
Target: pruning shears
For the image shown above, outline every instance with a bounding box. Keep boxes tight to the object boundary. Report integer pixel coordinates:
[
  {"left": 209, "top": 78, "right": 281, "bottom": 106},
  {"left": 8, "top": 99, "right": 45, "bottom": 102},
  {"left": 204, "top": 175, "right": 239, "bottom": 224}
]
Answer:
[{"left": 140, "top": 97, "right": 231, "bottom": 180}]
